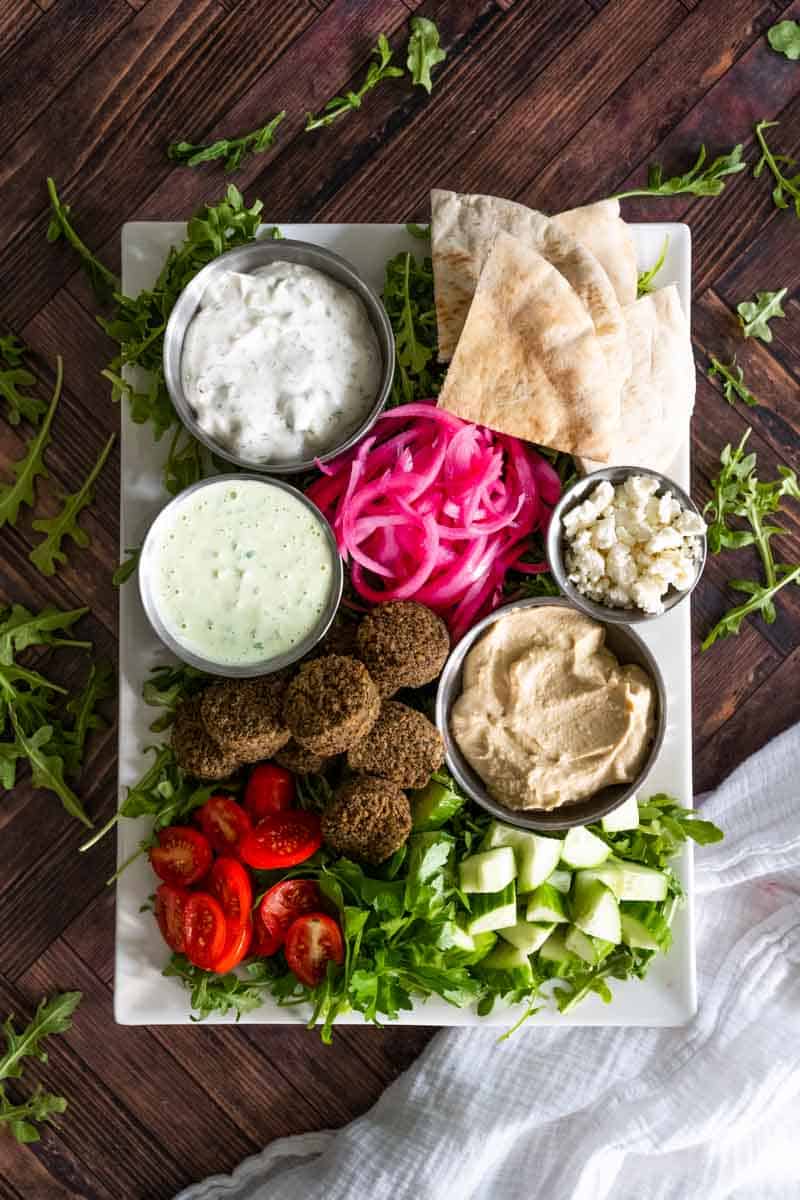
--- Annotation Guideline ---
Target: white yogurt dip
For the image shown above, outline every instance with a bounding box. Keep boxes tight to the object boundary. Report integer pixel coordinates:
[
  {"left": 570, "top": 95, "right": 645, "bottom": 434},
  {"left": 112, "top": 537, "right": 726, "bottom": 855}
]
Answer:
[
  {"left": 144, "top": 479, "right": 335, "bottom": 667},
  {"left": 181, "top": 263, "right": 382, "bottom": 464}
]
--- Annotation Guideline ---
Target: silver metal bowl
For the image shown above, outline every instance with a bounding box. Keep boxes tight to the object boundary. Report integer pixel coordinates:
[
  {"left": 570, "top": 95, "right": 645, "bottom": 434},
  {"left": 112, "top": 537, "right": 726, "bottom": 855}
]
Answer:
[
  {"left": 546, "top": 466, "right": 707, "bottom": 625},
  {"left": 138, "top": 474, "right": 343, "bottom": 678},
  {"left": 162, "top": 239, "right": 395, "bottom": 475},
  {"left": 435, "top": 596, "right": 667, "bottom": 831}
]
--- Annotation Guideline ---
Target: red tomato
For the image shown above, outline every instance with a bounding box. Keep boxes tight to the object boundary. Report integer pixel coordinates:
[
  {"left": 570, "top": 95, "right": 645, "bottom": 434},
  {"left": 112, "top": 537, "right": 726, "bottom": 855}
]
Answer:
[
  {"left": 252, "top": 909, "right": 284, "bottom": 957},
  {"left": 208, "top": 857, "right": 253, "bottom": 927},
  {"left": 239, "top": 811, "right": 322, "bottom": 870},
  {"left": 196, "top": 795, "right": 252, "bottom": 856},
  {"left": 285, "top": 913, "right": 344, "bottom": 988},
  {"left": 183, "top": 892, "right": 226, "bottom": 970},
  {"left": 154, "top": 883, "right": 191, "bottom": 953},
  {"left": 244, "top": 764, "right": 295, "bottom": 821},
  {"left": 212, "top": 918, "right": 253, "bottom": 975},
  {"left": 150, "top": 826, "right": 212, "bottom": 887},
  {"left": 259, "top": 880, "right": 322, "bottom": 941}
]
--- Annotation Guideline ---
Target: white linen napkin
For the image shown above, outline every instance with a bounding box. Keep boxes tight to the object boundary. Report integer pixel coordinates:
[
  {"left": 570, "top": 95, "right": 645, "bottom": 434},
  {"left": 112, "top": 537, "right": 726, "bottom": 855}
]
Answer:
[{"left": 176, "top": 723, "right": 800, "bottom": 1200}]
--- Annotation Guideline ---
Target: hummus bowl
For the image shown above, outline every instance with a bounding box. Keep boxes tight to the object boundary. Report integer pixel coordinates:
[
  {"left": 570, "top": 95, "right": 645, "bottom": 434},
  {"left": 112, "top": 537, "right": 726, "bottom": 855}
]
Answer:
[{"left": 435, "top": 597, "right": 667, "bottom": 831}]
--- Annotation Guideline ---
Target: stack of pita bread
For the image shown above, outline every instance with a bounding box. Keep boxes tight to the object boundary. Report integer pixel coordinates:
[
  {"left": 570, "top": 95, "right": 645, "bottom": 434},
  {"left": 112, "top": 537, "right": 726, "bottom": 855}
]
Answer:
[{"left": 431, "top": 189, "right": 695, "bottom": 473}]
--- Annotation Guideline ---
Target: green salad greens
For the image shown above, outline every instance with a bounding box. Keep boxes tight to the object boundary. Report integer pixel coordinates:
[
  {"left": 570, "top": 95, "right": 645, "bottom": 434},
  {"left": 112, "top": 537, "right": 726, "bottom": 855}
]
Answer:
[
  {"left": 0, "top": 992, "right": 81, "bottom": 1144},
  {"left": 168, "top": 111, "right": 286, "bottom": 173}
]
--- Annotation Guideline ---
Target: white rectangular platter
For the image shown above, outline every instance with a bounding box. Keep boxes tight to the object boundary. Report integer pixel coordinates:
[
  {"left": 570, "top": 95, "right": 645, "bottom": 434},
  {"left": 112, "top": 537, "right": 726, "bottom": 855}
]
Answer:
[{"left": 115, "top": 221, "right": 695, "bottom": 1026}]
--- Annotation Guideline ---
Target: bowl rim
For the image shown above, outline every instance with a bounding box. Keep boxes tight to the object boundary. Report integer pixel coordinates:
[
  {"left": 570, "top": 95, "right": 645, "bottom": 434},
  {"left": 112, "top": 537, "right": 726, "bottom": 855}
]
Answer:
[
  {"left": 546, "top": 465, "right": 707, "bottom": 624},
  {"left": 434, "top": 595, "right": 667, "bottom": 831},
  {"left": 138, "top": 473, "right": 344, "bottom": 678},
  {"left": 162, "top": 238, "right": 396, "bottom": 476}
]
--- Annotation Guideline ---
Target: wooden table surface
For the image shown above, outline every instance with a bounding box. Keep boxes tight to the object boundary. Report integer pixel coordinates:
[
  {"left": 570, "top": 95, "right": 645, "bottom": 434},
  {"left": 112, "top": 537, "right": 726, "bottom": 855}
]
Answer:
[{"left": 1, "top": 1, "right": 799, "bottom": 1196}]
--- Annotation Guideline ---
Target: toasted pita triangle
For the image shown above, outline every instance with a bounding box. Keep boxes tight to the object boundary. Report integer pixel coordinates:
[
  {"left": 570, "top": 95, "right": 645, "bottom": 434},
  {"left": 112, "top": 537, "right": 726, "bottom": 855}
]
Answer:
[{"left": 553, "top": 197, "right": 638, "bottom": 306}]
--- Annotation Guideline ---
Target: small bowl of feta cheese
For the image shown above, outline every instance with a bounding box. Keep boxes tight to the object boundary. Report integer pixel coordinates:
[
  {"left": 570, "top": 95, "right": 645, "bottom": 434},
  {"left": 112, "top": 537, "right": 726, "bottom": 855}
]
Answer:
[{"left": 547, "top": 467, "right": 707, "bottom": 623}]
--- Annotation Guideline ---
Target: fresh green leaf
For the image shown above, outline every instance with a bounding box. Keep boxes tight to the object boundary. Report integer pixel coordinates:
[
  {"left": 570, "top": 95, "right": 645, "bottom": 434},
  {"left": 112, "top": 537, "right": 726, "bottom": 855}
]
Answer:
[
  {"left": 767, "top": 20, "right": 800, "bottom": 60},
  {"left": 614, "top": 143, "right": 746, "bottom": 200},
  {"left": 707, "top": 357, "right": 758, "bottom": 408},
  {"left": 29, "top": 433, "right": 116, "bottom": 576},
  {"left": 636, "top": 235, "right": 669, "bottom": 297},
  {"left": 168, "top": 111, "right": 286, "bottom": 173},
  {"left": 305, "top": 34, "right": 404, "bottom": 131},
  {"left": 406, "top": 17, "right": 446, "bottom": 94},
  {"left": 736, "top": 288, "right": 787, "bottom": 342},
  {"left": 0, "top": 336, "right": 47, "bottom": 426},
  {"left": 753, "top": 119, "right": 800, "bottom": 219},
  {"left": 142, "top": 663, "right": 208, "bottom": 732},
  {"left": 164, "top": 956, "right": 277, "bottom": 1021},
  {"left": 64, "top": 660, "right": 115, "bottom": 765},
  {"left": 0, "top": 355, "right": 63, "bottom": 530},
  {"left": 0, "top": 992, "right": 80, "bottom": 1143},
  {"left": 405, "top": 222, "right": 430, "bottom": 239},
  {"left": 113, "top": 545, "right": 141, "bottom": 586},
  {"left": 46, "top": 178, "right": 119, "bottom": 304},
  {"left": 9, "top": 712, "right": 92, "bottom": 827},
  {"left": 0, "top": 334, "right": 26, "bottom": 368},
  {"left": 381, "top": 250, "right": 445, "bottom": 406},
  {"left": 0, "top": 602, "right": 88, "bottom": 665}
]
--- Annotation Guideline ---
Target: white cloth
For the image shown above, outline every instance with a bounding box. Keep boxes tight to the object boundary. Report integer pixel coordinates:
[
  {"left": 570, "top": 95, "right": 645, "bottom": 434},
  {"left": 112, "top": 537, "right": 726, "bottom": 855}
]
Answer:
[{"left": 176, "top": 724, "right": 800, "bottom": 1200}]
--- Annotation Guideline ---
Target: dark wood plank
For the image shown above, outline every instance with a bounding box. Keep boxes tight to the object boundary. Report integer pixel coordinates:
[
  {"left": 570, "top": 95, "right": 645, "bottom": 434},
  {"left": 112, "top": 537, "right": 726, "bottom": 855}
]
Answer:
[{"left": 0, "top": 0, "right": 41, "bottom": 63}]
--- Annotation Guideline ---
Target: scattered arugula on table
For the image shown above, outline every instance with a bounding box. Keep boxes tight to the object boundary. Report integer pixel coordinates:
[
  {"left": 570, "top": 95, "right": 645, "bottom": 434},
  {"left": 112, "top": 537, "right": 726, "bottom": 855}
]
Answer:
[
  {"left": 382, "top": 250, "right": 445, "bottom": 406},
  {"left": 305, "top": 34, "right": 404, "bottom": 131},
  {"left": 63, "top": 660, "right": 114, "bottom": 770},
  {"left": 707, "top": 357, "right": 758, "bottom": 408},
  {"left": 636, "top": 235, "right": 669, "bottom": 296},
  {"left": 46, "top": 178, "right": 119, "bottom": 304},
  {"left": 753, "top": 119, "right": 800, "bottom": 217},
  {"left": 736, "top": 288, "right": 787, "bottom": 342},
  {"left": 614, "top": 143, "right": 747, "bottom": 200},
  {"left": 29, "top": 433, "right": 116, "bottom": 577},
  {"left": 0, "top": 992, "right": 80, "bottom": 1144},
  {"left": 767, "top": 19, "right": 800, "bottom": 61},
  {"left": 406, "top": 16, "right": 447, "bottom": 94},
  {"left": 0, "top": 356, "right": 62, "bottom": 530},
  {"left": 113, "top": 545, "right": 141, "bottom": 586},
  {"left": 0, "top": 334, "right": 47, "bottom": 427},
  {"left": 168, "top": 110, "right": 286, "bottom": 172},
  {"left": 702, "top": 429, "right": 800, "bottom": 649}
]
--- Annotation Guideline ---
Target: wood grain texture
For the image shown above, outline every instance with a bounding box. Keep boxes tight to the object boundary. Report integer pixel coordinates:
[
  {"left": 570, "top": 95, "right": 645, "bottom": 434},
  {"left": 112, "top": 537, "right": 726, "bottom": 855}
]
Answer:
[{"left": 0, "top": 0, "right": 798, "bottom": 1194}]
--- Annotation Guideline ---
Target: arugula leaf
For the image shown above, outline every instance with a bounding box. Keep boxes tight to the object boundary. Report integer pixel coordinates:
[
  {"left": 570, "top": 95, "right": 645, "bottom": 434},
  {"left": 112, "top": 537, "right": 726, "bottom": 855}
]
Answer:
[
  {"left": 0, "top": 603, "right": 88, "bottom": 665},
  {"left": 405, "top": 222, "right": 430, "bottom": 239},
  {"left": 46, "top": 178, "right": 119, "bottom": 303},
  {"left": 65, "top": 660, "right": 114, "bottom": 764},
  {"left": 143, "top": 663, "right": 208, "bottom": 732},
  {"left": 305, "top": 35, "right": 404, "bottom": 131},
  {"left": 767, "top": 19, "right": 800, "bottom": 60},
  {"left": 0, "top": 335, "right": 47, "bottom": 426},
  {"left": 0, "top": 992, "right": 80, "bottom": 1143},
  {"left": 0, "top": 333, "right": 26, "bottom": 368},
  {"left": 10, "top": 713, "right": 92, "bottom": 827},
  {"left": 168, "top": 111, "right": 285, "bottom": 172},
  {"left": 164, "top": 956, "right": 277, "bottom": 1020},
  {"left": 406, "top": 17, "right": 446, "bottom": 94},
  {"left": 0, "top": 355, "right": 63, "bottom": 530},
  {"left": 382, "top": 250, "right": 445, "bottom": 406},
  {"left": 753, "top": 119, "right": 800, "bottom": 218},
  {"left": 636, "top": 235, "right": 669, "bottom": 297},
  {"left": 113, "top": 545, "right": 141, "bottom": 586},
  {"left": 614, "top": 143, "right": 746, "bottom": 200},
  {"left": 163, "top": 427, "right": 207, "bottom": 497},
  {"left": 707, "top": 357, "right": 758, "bottom": 408},
  {"left": 29, "top": 433, "right": 116, "bottom": 576},
  {"left": 736, "top": 288, "right": 787, "bottom": 342}
]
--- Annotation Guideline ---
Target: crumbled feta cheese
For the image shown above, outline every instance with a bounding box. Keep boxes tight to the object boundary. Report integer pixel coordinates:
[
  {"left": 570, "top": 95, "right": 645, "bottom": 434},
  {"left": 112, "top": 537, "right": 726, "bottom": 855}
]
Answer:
[{"left": 563, "top": 474, "right": 705, "bottom": 614}]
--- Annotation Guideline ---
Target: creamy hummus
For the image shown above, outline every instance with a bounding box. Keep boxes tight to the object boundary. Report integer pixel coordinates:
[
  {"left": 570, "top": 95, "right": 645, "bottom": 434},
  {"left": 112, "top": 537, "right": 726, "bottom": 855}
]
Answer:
[{"left": 451, "top": 606, "right": 656, "bottom": 811}]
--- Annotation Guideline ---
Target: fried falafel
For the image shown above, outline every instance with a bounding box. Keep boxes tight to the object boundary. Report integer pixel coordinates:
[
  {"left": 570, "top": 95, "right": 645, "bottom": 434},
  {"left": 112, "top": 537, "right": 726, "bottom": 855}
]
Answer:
[
  {"left": 172, "top": 695, "right": 241, "bottom": 780},
  {"left": 321, "top": 775, "right": 412, "bottom": 864},
  {"left": 200, "top": 674, "right": 291, "bottom": 763},
  {"left": 274, "top": 738, "right": 335, "bottom": 777},
  {"left": 283, "top": 655, "right": 380, "bottom": 756},
  {"left": 347, "top": 700, "right": 444, "bottom": 790},
  {"left": 356, "top": 601, "right": 449, "bottom": 697}
]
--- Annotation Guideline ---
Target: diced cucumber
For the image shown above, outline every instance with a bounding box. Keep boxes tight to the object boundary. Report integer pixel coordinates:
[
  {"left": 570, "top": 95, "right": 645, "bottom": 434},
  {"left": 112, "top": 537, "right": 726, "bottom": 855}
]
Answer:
[
  {"left": 481, "top": 820, "right": 531, "bottom": 851},
  {"left": 581, "top": 858, "right": 668, "bottom": 902},
  {"left": 411, "top": 777, "right": 465, "bottom": 831},
  {"left": 447, "top": 920, "right": 478, "bottom": 952},
  {"left": 525, "top": 883, "right": 568, "bottom": 924},
  {"left": 601, "top": 794, "right": 640, "bottom": 832},
  {"left": 571, "top": 876, "right": 621, "bottom": 943},
  {"left": 620, "top": 913, "right": 660, "bottom": 951},
  {"left": 564, "top": 926, "right": 615, "bottom": 965},
  {"left": 466, "top": 882, "right": 517, "bottom": 935},
  {"left": 480, "top": 941, "right": 535, "bottom": 983},
  {"left": 560, "top": 826, "right": 611, "bottom": 869},
  {"left": 459, "top": 846, "right": 517, "bottom": 894},
  {"left": 499, "top": 920, "right": 555, "bottom": 955},
  {"left": 537, "top": 927, "right": 580, "bottom": 965},
  {"left": 577, "top": 863, "right": 625, "bottom": 898},
  {"left": 548, "top": 868, "right": 572, "bottom": 895},
  {"left": 620, "top": 902, "right": 672, "bottom": 951},
  {"left": 517, "top": 834, "right": 563, "bottom": 892}
]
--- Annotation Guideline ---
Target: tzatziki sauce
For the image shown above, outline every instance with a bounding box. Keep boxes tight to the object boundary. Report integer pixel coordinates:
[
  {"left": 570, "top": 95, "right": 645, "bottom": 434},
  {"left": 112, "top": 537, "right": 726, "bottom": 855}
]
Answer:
[
  {"left": 144, "top": 479, "right": 335, "bottom": 667},
  {"left": 181, "top": 263, "right": 382, "bottom": 464}
]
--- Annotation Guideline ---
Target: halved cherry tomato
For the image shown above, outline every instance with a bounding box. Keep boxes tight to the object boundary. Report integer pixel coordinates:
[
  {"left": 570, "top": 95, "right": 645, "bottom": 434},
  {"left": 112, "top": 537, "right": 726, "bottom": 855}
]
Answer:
[
  {"left": 285, "top": 913, "right": 344, "bottom": 987},
  {"left": 212, "top": 918, "right": 253, "bottom": 975},
  {"left": 239, "top": 810, "right": 322, "bottom": 870},
  {"left": 208, "top": 857, "right": 253, "bottom": 927},
  {"left": 259, "top": 880, "right": 322, "bottom": 941},
  {"left": 196, "top": 795, "right": 252, "bottom": 856},
  {"left": 244, "top": 763, "right": 295, "bottom": 821},
  {"left": 154, "top": 883, "right": 191, "bottom": 953},
  {"left": 183, "top": 892, "right": 227, "bottom": 970},
  {"left": 252, "top": 909, "right": 284, "bottom": 957},
  {"left": 150, "top": 825, "right": 212, "bottom": 887}
]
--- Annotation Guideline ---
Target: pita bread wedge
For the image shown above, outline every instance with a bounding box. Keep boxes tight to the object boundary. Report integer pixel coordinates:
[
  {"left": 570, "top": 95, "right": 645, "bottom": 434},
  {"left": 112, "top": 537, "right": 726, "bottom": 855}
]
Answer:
[
  {"left": 430, "top": 189, "right": 630, "bottom": 397},
  {"left": 553, "top": 198, "right": 637, "bottom": 306},
  {"left": 437, "top": 232, "right": 619, "bottom": 461},
  {"left": 579, "top": 285, "right": 696, "bottom": 475}
]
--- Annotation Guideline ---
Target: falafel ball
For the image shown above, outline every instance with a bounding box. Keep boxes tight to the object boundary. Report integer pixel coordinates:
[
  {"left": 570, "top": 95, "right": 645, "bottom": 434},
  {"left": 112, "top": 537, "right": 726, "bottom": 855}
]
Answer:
[
  {"left": 356, "top": 601, "right": 450, "bottom": 697},
  {"left": 347, "top": 700, "right": 444, "bottom": 789},
  {"left": 172, "top": 695, "right": 241, "bottom": 780},
  {"left": 274, "top": 738, "right": 336, "bottom": 777},
  {"left": 322, "top": 776, "right": 412, "bottom": 864},
  {"left": 200, "top": 674, "right": 291, "bottom": 763},
  {"left": 283, "top": 655, "right": 380, "bottom": 756}
]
